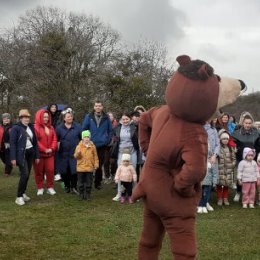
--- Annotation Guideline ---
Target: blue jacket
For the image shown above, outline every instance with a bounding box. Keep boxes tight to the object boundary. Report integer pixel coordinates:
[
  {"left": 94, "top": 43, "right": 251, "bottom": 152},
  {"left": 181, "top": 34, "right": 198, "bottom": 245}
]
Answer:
[
  {"left": 10, "top": 122, "right": 40, "bottom": 166},
  {"left": 56, "top": 121, "right": 82, "bottom": 175},
  {"left": 82, "top": 112, "right": 112, "bottom": 148}
]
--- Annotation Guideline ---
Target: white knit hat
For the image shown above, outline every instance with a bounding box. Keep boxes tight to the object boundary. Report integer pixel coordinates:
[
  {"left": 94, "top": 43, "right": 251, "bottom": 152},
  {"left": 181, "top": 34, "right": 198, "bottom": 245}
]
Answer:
[
  {"left": 219, "top": 132, "right": 230, "bottom": 140},
  {"left": 121, "top": 153, "right": 131, "bottom": 162}
]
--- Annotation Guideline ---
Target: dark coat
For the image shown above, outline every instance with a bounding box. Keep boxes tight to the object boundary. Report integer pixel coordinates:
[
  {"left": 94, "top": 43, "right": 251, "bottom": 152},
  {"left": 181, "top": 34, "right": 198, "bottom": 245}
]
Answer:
[
  {"left": 0, "top": 123, "right": 12, "bottom": 165},
  {"left": 56, "top": 121, "right": 81, "bottom": 175},
  {"left": 82, "top": 111, "right": 112, "bottom": 148},
  {"left": 10, "top": 122, "right": 40, "bottom": 166},
  {"left": 110, "top": 123, "right": 139, "bottom": 159},
  {"left": 232, "top": 127, "right": 260, "bottom": 162}
]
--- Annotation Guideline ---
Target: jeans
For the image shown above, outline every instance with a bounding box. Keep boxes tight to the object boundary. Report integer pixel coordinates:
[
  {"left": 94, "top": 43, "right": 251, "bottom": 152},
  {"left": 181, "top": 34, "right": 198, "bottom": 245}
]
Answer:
[
  {"left": 17, "top": 148, "right": 34, "bottom": 197},
  {"left": 199, "top": 185, "right": 212, "bottom": 207}
]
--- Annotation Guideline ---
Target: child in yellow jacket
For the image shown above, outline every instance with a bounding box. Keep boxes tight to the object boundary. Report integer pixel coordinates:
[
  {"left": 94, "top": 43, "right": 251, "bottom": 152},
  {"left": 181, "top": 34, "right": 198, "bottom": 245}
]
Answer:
[{"left": 74, "top": 130, "right": 99, "bottom": 200}]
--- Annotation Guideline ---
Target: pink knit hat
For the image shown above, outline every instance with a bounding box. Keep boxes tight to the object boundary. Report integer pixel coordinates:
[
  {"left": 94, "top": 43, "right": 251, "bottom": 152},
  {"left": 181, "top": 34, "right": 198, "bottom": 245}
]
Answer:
[{"left": 243, "top": 147, "right": 255, "bottom": 159}]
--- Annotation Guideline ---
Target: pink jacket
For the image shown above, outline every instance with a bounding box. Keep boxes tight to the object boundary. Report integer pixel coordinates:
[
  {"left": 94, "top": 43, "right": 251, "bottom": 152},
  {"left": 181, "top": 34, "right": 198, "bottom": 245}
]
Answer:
[
  {"left": 237, "top": 160, "right": 260, "bottom": 183},
  {"left": 114, "top": 164, "right": 137, "bottom": 183}
]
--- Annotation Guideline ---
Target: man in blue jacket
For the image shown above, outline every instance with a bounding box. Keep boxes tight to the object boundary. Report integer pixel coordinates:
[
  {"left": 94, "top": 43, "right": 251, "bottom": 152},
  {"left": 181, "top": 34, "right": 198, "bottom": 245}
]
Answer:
[{"left": 82, "top": 101, "right": 113, "bottom": 189}]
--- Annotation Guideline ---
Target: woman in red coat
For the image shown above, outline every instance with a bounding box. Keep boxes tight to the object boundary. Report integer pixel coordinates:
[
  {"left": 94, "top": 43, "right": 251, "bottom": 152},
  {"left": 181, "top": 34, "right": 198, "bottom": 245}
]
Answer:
[{"left": 33, "top": 109, "right": 58, "bottom": 195}]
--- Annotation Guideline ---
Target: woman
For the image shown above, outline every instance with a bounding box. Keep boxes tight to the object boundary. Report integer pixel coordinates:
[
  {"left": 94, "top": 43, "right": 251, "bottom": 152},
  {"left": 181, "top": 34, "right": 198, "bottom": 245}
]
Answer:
[
  {"left": 232, "top": 112, "right": 260, "bottom": 202},
  {"left": 111, "top": 112, "right": 139, "bottom": 201},
  {"left": 10, "top": 109, "right": 40, "bottom": 206},
  {"left": 0, "top": 113, "right": 13, "bottom": 176},
  {"left": 104, "top": 112, "right": 118, "bottom": 184},
  {"left": 47, "top": 104, "right": 61, "bottom": 128},
  {"left": 202, "top": 120, "right": 220, "bottom": 211},
  {"left": 56, "top": 108, "right": 81, "bottom": 194},
  {"left": 215, "top": 112, "right": 229, "bottom": 132},
  {"left": 47, "top": 104, "right": 62, "bottom": 181},
  {"left": 33, "top": 109, "right": 58, "bottom": 196}
]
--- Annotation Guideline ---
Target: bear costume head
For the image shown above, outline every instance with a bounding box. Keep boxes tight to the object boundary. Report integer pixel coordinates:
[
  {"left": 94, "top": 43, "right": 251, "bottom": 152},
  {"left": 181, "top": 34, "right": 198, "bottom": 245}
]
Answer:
[
  {"left": 166, "top": 55, "right": 246, "bottom": 123},
  {"left": 132, "top": 55, "right": 246, "bottom": 260}
]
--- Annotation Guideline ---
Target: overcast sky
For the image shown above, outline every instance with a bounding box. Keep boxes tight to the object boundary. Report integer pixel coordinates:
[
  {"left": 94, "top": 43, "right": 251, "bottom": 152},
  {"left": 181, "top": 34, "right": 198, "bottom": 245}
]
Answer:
[{"left": 0, "top": 0, "right": 260, "bottom": 93}]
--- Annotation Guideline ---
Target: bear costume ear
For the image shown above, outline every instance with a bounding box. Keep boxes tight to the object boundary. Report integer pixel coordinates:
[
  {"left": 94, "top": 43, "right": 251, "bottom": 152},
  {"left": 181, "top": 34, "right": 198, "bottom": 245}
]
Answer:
[
  {"left": 197, "top": 64, "right": 210, "bottom": 80},
  {"left": 176, "top": 55, "right": 191, "bottom": 66}
]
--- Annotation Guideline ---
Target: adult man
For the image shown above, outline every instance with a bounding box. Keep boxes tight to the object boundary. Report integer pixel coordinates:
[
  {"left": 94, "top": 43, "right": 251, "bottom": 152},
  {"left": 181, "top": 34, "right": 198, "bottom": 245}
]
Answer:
[{"left": 82, "top": 101, "right": 113, "bottom": 189}]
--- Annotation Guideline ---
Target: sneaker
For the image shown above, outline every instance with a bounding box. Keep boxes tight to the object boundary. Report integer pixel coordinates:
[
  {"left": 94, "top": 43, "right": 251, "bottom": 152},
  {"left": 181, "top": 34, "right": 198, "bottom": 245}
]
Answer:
[
  {"left": 202, "top": 207, "right": 208, "bottom": 213},
  {"left": 206, "top": 203, "right": 214, "bottom": 211},
  {"left": 37, "top": 189, "right": 44, "bottom": 196},
  {"left": 243, "top": 204, "right": 247, "bottom": 209},
  {"left": 54, "top": 174, "right": 62, "bottom": 181},
  {"left": 197, "top": 207, "right": 203, "bottom": 213},
  {"left": 47, "top": 188, "right": 56, "bottom": 195},
  {"left": 120, "top": 196, "right": 126, "bottom": 204},
  {"left": 23, "top": 194, "right": 30, "bottom": 202},
  {"left": 64, "top": 186, "right": 70, "bottom": 193},
  {"left": 232, "top": 183, "right": 237, "bottom": 190},
  {"left": 223, "top": 199, "right": 230, "bottom": 206},
  {"left": 233, "top": 193, "right": 240, "bottom": 202},
  {"left": 249, "top": 204, "right": 255, "bottom": 208},
  {"left": 15, "top": 197, "right": 25, "bottom": 206},
  {"left": 217, "top": 199, "right": 223, "bottom": 206},
  {"left": 71, "top": 188, "right": 79, "bottom": 195},
  {"left": 112, "top": 194, "right": 121, "bottom": 201},
  {"left": 128, "top": 196, "right": 134, "bottom": 204}
]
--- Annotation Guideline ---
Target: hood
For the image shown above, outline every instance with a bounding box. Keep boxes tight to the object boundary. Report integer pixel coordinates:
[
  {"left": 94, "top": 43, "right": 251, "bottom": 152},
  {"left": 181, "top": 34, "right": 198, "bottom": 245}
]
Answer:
[
  {"left": 35, "top": 109, "right": 52, "bottom": 127},
  {"left": 165, "top": 55, "right": 219, "bottom": 123},
  {"left": 242, "top": 147, "right": 256, "bottom": 159},
  {"left": 238, "top": 111, "right": 254, "bottom": 126}
]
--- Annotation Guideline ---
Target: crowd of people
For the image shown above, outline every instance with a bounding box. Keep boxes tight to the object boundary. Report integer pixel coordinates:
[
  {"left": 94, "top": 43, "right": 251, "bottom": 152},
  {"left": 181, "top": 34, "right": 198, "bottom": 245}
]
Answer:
[
  {"left": 0, "top": 101, "right": 146, "bottom": 206},
  {"left": 0, "top": 103, "right": 260, "bottom": 209},
  {"left": 198, "top": 112, "right": 260, "bottom": 213}
]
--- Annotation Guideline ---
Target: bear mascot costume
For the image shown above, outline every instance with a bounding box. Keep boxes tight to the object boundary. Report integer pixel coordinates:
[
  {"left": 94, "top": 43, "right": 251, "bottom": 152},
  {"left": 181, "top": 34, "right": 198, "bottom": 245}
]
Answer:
[{"left": 132, "top": 55, "right": 246, "bottom": 260}]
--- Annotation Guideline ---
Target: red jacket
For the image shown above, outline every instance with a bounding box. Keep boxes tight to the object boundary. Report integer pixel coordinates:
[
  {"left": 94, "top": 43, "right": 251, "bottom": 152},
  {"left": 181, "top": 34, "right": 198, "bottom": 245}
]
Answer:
[{"left": 34, "top": 109, "right": 58, "bottom": 157}]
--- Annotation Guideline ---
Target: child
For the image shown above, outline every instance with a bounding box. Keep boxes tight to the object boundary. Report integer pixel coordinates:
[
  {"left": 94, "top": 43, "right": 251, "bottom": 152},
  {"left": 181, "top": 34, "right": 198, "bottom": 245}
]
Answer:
[
  {"left": 237, "top": 147, "right": 260, "bottom": 208},
  {"left": 216, "top": 131, "right": 236, "bottom": 206},
  {"left": 256, "top": 153, "right": 260, "bottom": 206},
  {"left": 74, "top": 130, "right": 99, "bottom": 200},
  {"left": 114, "top": 153, "right": 137, "bottom": 204},
  {"left": 197, "top": 143, "right": 218, "bottom": 214}
]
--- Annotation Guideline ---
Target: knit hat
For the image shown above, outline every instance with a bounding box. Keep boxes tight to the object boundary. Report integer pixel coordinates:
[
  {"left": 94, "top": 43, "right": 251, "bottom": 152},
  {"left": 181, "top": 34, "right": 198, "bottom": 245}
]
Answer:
[
  {"left": 219, "top": 132, "right": 230, "bottom": 140},
  {"left": 243, "top": 147, "right": 255, "bottom": 159},
  {"left": 82, "top": 130, "right": 91, "bottom": 139},
  {"left": 218, "top": 129, "right": 230, "bottom": 140},
  {"left": 18, "top": 109, "right": 31, "bottom": 117},
  {"left": 2, "top": 113, "right": 11, "bottom": 120},
  {"left": 121, "top": 153, "right": 131, "bottom": 162}
]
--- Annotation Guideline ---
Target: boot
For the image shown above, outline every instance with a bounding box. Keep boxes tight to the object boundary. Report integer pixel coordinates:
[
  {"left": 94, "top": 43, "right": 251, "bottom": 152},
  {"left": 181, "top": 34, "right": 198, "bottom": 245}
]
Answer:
[
  {"left": 223, "top": 198, "right": 230, "bottom": 206},
  {"left": 78, "top": 193, "right": 84, "bottom": 201},
  {"left": 217, "top": 199, "right": 223, "bottom": 206}
]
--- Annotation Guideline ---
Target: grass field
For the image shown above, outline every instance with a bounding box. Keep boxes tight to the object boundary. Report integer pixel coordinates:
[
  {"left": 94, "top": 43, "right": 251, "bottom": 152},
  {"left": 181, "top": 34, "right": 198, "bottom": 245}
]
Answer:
[{"left": 0, "top": 166, "right": 259, "bottom": 260}]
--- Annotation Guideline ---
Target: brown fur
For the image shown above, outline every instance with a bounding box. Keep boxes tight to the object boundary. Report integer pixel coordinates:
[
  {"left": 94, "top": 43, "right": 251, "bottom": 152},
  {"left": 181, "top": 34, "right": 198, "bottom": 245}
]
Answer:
[{"left": 132, "top": 55, "right": 244, "bottom": 260}]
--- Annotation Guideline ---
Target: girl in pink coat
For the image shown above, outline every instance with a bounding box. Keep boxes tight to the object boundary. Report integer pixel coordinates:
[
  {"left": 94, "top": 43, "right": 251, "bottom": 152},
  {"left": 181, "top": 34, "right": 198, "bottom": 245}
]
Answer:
[
  {"left": 114, "top": 153, "right": 137, "bottom": 204},
  {"left": 237, "top": 147, "right": 260, "bottom": 208}
]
